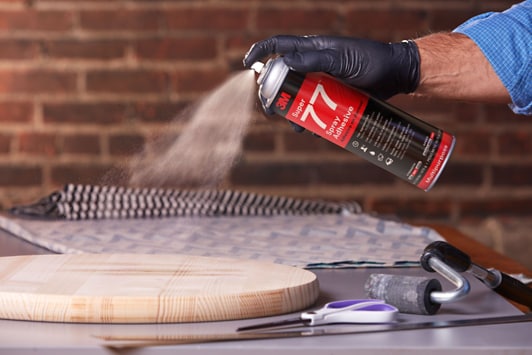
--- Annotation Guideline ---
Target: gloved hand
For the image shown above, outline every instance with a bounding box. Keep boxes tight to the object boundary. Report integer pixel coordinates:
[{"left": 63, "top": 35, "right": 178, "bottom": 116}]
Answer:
[{"left": 243, "top": 35, "right": 420, "bottom": 100}]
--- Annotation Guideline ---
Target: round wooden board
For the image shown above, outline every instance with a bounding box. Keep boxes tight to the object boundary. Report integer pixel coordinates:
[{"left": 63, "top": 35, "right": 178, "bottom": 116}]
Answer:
[{"left": 0, "top": 254, "right": 319, "bottom": 323}]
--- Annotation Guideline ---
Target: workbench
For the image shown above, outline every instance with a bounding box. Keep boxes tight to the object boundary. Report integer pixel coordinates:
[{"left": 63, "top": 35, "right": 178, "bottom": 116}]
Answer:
[{"left": 0, "top": 223, "right": 530, "bottom": 354}]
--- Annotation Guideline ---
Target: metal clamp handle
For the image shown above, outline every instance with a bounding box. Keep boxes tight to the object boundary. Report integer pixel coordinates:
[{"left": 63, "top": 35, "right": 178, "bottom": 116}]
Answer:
[{"left": 426, "top": 256, "right": 471, "bottom": 304}]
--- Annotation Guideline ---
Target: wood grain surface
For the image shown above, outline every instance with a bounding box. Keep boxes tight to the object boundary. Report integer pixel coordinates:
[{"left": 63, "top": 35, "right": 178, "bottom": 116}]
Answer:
[{"left": 0, "top": 254, "right": 319, "bottom": 324}]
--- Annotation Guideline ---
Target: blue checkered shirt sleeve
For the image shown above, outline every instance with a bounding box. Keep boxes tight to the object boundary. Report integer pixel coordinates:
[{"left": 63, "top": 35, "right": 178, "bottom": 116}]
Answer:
[{"left": 453, "top": 0, "right": 531, "bottom": 115}]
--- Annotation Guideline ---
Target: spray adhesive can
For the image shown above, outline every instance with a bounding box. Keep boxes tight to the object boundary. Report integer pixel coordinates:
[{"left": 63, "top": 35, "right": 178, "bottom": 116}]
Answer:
[{"left": 252, "top": 58, "right": 455, "bottom": 191}]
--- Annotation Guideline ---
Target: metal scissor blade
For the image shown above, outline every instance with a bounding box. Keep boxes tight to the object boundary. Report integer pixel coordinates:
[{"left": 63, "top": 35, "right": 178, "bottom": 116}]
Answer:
[
  {"left": 100, "top": 313, "right": 532, "bottom": 349},
  {"left": 237, "top": 317, "right": 311, "bottom": 332}
]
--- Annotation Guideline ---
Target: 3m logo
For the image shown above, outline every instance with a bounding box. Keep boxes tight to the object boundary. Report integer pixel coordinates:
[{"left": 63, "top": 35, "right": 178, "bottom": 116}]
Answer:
[{"left": 276, "top": 92, "right": 291, "bottom": 110}]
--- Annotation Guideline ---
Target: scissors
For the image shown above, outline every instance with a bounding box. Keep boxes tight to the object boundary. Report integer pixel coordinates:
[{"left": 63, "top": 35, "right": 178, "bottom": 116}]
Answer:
[{"left": 237, "top": 299, "right": 398, "bottom": 332}]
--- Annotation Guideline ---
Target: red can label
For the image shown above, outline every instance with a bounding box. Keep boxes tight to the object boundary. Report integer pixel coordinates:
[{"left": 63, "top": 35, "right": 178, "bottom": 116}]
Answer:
[
  {"left": 282, "top": 73, "right": 368, "bottom": 148},
  {"left": 271, "top": 71, "right": 454, "bottom": 191}
]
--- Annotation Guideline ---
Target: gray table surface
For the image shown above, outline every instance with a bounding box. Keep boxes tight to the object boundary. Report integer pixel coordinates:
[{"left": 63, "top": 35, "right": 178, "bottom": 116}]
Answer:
[{"left": 0, "top": 228, "right": 530, "bottom": 355}]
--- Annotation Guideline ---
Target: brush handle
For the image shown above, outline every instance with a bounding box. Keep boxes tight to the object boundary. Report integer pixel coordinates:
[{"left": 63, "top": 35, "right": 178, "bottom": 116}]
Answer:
[{"left": 489, "top": 270, "right": 532, "bottom": 309}]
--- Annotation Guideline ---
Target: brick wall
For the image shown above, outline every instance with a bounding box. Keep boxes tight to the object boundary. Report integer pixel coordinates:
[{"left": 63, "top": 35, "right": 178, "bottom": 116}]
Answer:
[{"left": 0, "top": 0, "right": 530, "bottom": 268}]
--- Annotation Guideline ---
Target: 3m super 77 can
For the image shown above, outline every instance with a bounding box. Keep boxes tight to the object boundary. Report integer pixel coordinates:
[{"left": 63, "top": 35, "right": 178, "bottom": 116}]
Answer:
[{"left": 253, "top": 58, "right": 455, "bottom": 191}]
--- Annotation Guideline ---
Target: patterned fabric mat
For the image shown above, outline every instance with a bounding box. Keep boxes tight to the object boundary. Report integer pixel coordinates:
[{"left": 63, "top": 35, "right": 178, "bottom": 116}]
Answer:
[{"left": 0, "top": 213, "right": 443, "bottom": 268}]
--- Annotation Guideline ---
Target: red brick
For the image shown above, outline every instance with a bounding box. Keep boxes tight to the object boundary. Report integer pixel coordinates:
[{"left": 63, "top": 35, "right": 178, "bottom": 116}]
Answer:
[
  {"left": 452, "top": 102, "right": 483, "bottom": 124},
  {"left": 428, "top": 9, "right": 480, "bottom": 31},
  {"left": 18, "top": 132, "right": 57, "bottom": 156},
  {"left": 0, "top": 134, "right": 11, "bottom": 153},
  {"left": 80, "top": 10, "right": 161, "bottom": 31},
  {"left": 451, "top": 129, "right": 492, "bottom": 157},
  {"left": 164, "top": 8, "right": 249, "bottom": 30},
  {"left": 0, "top": 102, "right": 33, "bottom": 123},
  {"left": 172, "top": 68, "right": 228, "bottom": 93},
  {"left": 346, "top": 9, "right": 428, "bottom": 35},
  {"left": 230, "top": 161, "right": 394, "bottom": 186},
  {"left": 0, "top": 70, "right": 76, "bottom": 94},
  {"left": 225, "top": 34, "right": 265, "bottom": 53},
  {"left": 43, "top": 103, "right": 128, "bottom": 125},
  {"left": 497, "top": 132, "right": 532, "bottom": 155},
  {"left": 226, "top": 57, "right": 249, "bottom": 72},
  {"left": 484, "top": 104, "right": 527, "bottom": 123},
  {"left": 109, "top": 134, "right": 145, "bottom": 156},
  {"left": 372, "top": 198, "right": 453, "bottom": 219},
  {"left": 432, "top": 162, "right": 484, "bottom": 186},
  {"left": 388, "top": 96, "right": 456, "bottom": 123},
  {"left": 231, "top": 161, "right": 313, "bottom": 186},
  {"left": 318, "top": 161, "right": 395, "bottom": 185},
  {"left": 43, "top": 40, "right": 127, "bottom": 60},
  {"left": 87, "top": 70, "right": 169, "bottom": 94},
  {"left": 134, "top": 37, "right": 217, "bottom": 61},
  {"left": 460, "top": 198, "right": 532, "bottom": 217},
  {"left": 0, "top": 10, "right": 74, "bottom": 31},
  {"left": 492, "top": 164, "right": 532, "bottom": 186},
  {"left": 51, "top": 163, "right": 114, "bottom": 186},
  {"left": 478, "top": 1, "right": 518, "bottom": 12},
  {"left": 257, "top": 7, "right": 338, "bottom": 31},
  {"left": 134, "top": 101, "right": 190, "bottom": 123},
  {"left": 0, "top": 39, "right": 40, "bottom": 59},
  {"left": 39, "top": 0, "right": 109, "bottom": 2},
  {"left": 0, "top": 164, "right": 42, "bottom": 186},
  {"left": 61, "top": 134, "right": 101, "bottom": 155},
  {"left": 242, "top": 131, "right": 275, "bottom": 152}
]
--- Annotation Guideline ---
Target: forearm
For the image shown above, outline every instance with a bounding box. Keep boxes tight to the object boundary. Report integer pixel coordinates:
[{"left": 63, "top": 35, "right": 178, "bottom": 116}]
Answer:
[{"left": 413, "top": 32, "right": 511, "bottom": 104}]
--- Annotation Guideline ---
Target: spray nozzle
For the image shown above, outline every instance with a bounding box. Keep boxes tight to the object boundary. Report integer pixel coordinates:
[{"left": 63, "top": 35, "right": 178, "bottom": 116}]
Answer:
[{"left": 250, "top": 61, "right": 264, "bottom": 74}]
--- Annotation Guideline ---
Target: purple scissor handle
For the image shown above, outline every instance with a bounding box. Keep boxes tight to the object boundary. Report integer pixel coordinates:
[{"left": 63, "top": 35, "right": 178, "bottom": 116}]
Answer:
[
  {"left": 237, "top": 299, "right": 398, "bottom": 332},
  {"left": 302, "top": 299, "right": 398, "bottom": 326}
]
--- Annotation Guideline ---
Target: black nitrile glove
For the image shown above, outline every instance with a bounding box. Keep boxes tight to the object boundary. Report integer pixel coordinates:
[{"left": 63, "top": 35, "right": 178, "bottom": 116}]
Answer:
[{"left": 243, "top": 35, "right": 420, "bottom": 100}]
